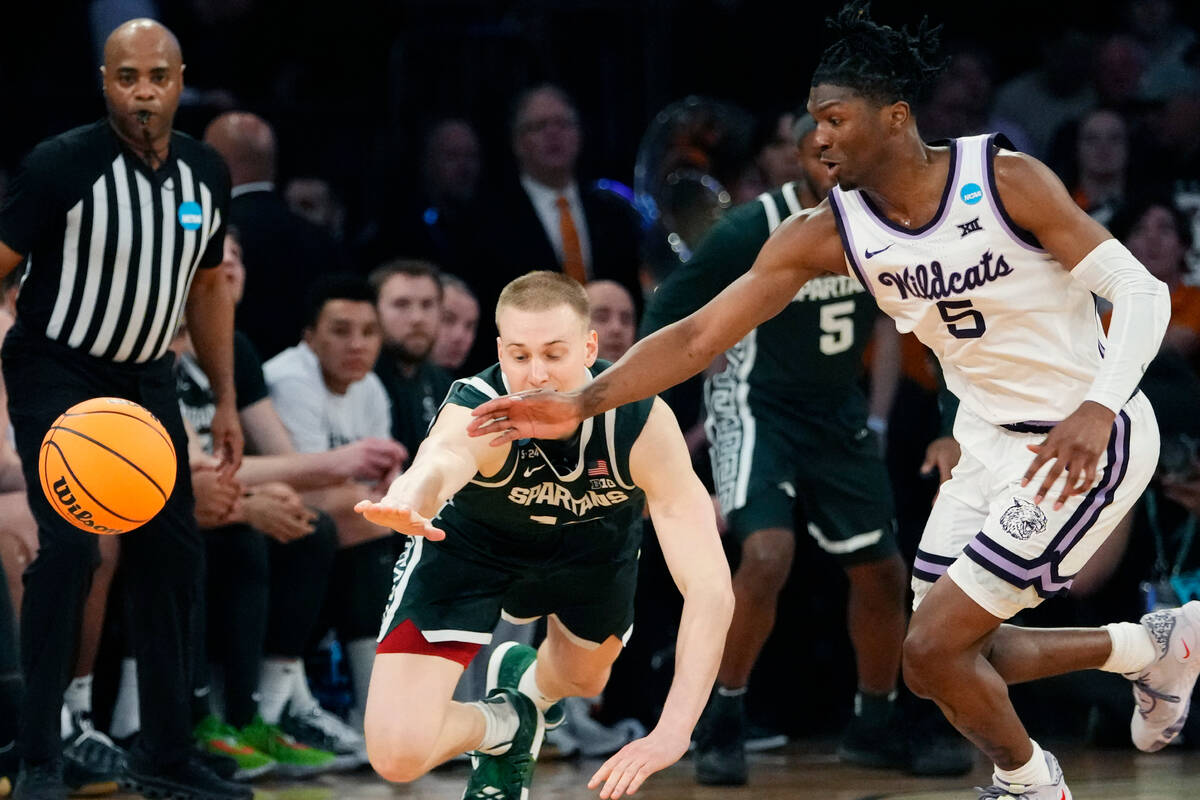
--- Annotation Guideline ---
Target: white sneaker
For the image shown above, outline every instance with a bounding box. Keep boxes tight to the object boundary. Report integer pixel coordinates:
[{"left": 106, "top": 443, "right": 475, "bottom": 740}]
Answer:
[
  {"left": 1129, "top": 601, "right": 1200, "bottom": 752},
  {"left": 976, "top": 750, "right": 1072, "bottom": 799}
]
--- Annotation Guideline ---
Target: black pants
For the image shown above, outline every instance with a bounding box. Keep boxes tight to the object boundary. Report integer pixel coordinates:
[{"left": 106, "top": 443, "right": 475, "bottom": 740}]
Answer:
[
  {"left": 0, "top": 554, "right": 20, "bottom": 746},
  {"left": 202, "top": 513, "right": 337, "bottom": 727},
  {"left": 3, "top": 329, "right": 200, "bottom": 766}
]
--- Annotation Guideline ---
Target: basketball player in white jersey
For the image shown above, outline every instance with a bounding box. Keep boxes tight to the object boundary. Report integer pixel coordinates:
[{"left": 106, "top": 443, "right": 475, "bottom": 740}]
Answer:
[{"left": 467, "top": 4, "right": 1200, "bottom": 799}]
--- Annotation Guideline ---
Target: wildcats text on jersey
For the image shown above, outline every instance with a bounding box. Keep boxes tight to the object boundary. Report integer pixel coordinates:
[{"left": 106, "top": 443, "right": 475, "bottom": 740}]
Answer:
[{"left": 876, "top": 249, "right": 1014, "bottom": 301}]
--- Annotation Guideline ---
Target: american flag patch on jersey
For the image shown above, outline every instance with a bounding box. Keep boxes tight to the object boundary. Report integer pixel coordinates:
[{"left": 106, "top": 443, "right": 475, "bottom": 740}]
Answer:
[{"left": 587, "top": 460, "right": 609, "bottom": 477}]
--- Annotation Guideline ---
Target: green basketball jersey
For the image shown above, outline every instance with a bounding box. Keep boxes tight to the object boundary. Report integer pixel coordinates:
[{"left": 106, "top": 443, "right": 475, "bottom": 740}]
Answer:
[
  {"left": 641, "top": 182, "right": 879, "bottom": 413},
  {"left": 435, "top": 360, "right": 653, "bottom": 562}
]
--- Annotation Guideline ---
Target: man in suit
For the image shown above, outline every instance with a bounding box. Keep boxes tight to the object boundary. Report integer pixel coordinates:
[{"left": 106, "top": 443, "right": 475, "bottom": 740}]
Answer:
[
  {"left": 483, "top": 86, "right": 643, "bottom": 339},
  {"left": 204, "top": 112, "right": 345, "bottom": 361}
]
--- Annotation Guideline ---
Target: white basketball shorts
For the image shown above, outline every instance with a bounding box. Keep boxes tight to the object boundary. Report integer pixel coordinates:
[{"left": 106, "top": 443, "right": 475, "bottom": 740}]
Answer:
[{"left": 912, "top": 391, "right": 1159, "bottom": 620}]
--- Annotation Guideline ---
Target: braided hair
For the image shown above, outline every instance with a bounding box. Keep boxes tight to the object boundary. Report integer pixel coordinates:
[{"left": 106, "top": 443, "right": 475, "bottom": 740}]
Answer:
[{"left": 811, "top": 1, "right": 949, "bottom": 105}]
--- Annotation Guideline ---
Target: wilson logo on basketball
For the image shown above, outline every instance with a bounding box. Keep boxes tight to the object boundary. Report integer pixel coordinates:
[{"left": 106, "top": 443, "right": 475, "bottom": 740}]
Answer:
[{"left": 51, "top": 476, "right": 126, "bottom": 534}]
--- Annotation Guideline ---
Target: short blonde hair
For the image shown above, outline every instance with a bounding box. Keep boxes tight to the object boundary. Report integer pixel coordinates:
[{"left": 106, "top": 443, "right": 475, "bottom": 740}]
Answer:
[{"left": 495, "top": 271, "right": 590, "bottom": 326}]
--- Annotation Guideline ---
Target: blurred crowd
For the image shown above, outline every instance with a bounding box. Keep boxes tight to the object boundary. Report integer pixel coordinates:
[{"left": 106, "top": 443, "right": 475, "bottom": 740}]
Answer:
[{"left": 2, "top": 0, "right": 1200, "bottom": 791}]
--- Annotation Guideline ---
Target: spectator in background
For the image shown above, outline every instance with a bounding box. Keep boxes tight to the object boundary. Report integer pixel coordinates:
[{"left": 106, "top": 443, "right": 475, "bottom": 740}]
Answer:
[
  {"left": 1124, "top": 0, "right": 1200, "bottom": 102},
  {"left": 587, "top": 280, "right": 636, "bottom": 363},
  {"left": 264, "top": 275, "right": 400, "bottom": 744},
  {"left": 1109, "top": 196, "right": 1200, "bottom": 362},
  {"left": 356, "top": 118, "right": 485, "bottom": 279},
  {"left": 991, "top": 28, "right": 1097, "bottom": 160},
  {"left": 370, "top": 261, "right": 454, "bottom": 456},
  {"left": 176, "top": 229, "right": 405, "bottom": 777},
  {"left": 1064, "top": 108, "right": 1133, "bottom": 227},
  {"left": 285, "top": 177, "right": 346, "bottom": 244},
  {"left": 432, "top": 273, "right": 480, "bottom": 376},
  {"left": 204, "top": 112, "right": 345, "bottom": 360},
  {"left": 1093, "top": 35, "right": 1150, "bottom": 110},
  {"left": 920, "top": 46, "right": 996, "bottom": 141},
  {"left": 490, "top": 85, "right": 642, "bottom": 316}
]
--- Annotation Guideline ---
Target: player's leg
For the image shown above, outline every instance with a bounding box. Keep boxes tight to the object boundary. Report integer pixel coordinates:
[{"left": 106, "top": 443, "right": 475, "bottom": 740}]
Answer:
[
  {"left": 694, "top": 457, "right": 795, "bottom": 784},
  {"left": 364, "top": 650, "right": 476, "bottom": 780},
  {"left": 907, "top": 396, "right": 1166, "bottom": 795}
]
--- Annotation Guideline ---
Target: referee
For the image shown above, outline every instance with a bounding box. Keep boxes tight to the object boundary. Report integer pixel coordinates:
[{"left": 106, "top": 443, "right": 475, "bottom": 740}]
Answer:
[{"left": 0, "top": 20, "right": 249, "bottom": 800}]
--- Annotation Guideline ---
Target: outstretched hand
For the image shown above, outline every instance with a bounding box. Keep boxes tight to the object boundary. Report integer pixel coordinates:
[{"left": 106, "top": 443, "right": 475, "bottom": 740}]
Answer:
[
  {"left": 467, "top": 389, "right": 584, "bottom": 445},
  {"left": 1022, "top": 401, "right": 1115, "bottom": 510},
  {"left": 353, "top": 498, "right": 445, "bottom": 540},
  {"left": 587, "top": 730, "right": 690, "bottom": 799}
]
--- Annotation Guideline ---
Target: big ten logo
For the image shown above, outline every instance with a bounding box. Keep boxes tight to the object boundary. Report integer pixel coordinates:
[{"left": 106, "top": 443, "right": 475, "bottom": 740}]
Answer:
[{"left": 590, "top": 477, "right": 616, "bottom": 490}]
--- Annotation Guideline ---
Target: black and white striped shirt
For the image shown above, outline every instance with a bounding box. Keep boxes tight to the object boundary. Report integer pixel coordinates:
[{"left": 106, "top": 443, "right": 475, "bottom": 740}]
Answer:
[{"left": 0, "top": 120, "right": 229, "bottom": 363}]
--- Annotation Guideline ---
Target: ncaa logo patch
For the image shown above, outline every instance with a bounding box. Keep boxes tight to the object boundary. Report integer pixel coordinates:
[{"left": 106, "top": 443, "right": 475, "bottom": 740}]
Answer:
[
  {"left": 960, "top": 183, "right": 983, "bottom": 205},
  {"left": 177, "top": 201, "right": 203, "bottom": 231},
  {"left": 1000, "top": 497, "right": 1047, "bottom": 541}
]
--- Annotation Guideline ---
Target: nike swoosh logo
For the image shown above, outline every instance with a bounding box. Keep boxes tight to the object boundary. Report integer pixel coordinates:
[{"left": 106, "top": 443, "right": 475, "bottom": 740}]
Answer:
[
  {"left": 1185, "top": 640, "right": 1192, "bottom": 659},
  {"left": 523, "top": 465, "right": 546, "bottom": 477},
  {"left": 864, "top": 243, "right": 894, "bottom": 259}
]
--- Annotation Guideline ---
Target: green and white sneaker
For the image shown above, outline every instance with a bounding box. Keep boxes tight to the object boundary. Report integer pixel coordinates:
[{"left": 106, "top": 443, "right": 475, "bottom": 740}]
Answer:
[
  {"left": 487, "top": 641, "right": 565, "bottom": 730},
  {"left": 463, "top": 689, "right": 544, "bottom": 800},
  {"left": 239, "top": 715, "right": 337, "bottom": 778},
  {"left": 193, "top": 714, "right": 276, "bottom": 781}
]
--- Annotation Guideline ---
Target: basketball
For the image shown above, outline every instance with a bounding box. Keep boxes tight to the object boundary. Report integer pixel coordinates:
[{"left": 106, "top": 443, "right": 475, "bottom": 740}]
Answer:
[{"left": 38, "top": 397, "right": 178, "bottom": 535}]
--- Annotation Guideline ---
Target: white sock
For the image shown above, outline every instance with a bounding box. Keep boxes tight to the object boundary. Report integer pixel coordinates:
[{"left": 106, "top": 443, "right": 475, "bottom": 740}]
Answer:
[
  {"left": 994, "top": 740, "right": 1052, "bottom": 787},
  {"left": 259, "top": 658, "right": 302, "bottom": 724},
  {"left": 345, "top": 638, "right": 376, "bottom": 728},
  {"left": 470, "top": 697, "right": 520, "bottom": 755},
  {"left": 517, "top": 662, "right": 558, "bottom": 713},
  {"left": 64, "top": 675, "right": 93, "bottom": 716},
  {"left": 1101, "top": 621, "right": 1157, "bottom": 674},
  {"left": 109, "top": 659, "right": 140, "bottom": 740}
]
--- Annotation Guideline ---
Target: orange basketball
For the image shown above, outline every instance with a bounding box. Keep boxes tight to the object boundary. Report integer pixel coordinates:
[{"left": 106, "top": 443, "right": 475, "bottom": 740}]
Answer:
[{"left": 38, "top": 397, "right": 177, "bottom": 535}]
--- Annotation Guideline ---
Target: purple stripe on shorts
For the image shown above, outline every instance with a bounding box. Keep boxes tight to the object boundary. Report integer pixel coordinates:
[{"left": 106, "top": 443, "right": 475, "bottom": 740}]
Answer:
[
  {"left": 962, "top": 410, "right": 1131, "bottom": 597},
  {"left": 912, "top": 548, "right": 957, "bottom": 583}
]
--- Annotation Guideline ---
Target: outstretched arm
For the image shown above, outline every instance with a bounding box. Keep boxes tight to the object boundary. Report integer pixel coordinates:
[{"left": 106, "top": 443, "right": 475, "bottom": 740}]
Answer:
[
  {"left": 589, "top": 399, "right": 734, "bottom": 799},
  {"left": 469, "top": 204, "right": 848, "bottom": 444},
  {"left": 355, "top": 403, "right": 508, "bottom": 539}
]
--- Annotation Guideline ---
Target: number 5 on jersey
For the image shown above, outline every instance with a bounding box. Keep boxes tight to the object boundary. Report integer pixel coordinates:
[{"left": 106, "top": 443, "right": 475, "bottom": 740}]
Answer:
[{"left": 937, "top": 299, "right": 986, "bottom": 339}]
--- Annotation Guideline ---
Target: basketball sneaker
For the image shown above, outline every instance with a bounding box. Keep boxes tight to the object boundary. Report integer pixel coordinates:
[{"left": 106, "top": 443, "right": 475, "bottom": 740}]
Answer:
[
  {"left": 122, "top": 752, "right": 252, "bottom": 800},
  {"left": 691, "top": 688, "right": 747, "bottom": 786},
  {"left": 61, "top": 714, "right": 125, "bottom": 796},
  {"left": 12, "top": 759, "right": 66, "bottom": 800},
  {"left": 486, "top": 642, "right": 565, "bottom": 730},
  {"left": 975, "top": 750, "right": 1072, "bottom": 799},
  {"left": 1129, "top": 601, "right": 1200, "bottom": 752},
  {"left": 837, "top": 692, "right": 908, "bottom": 771},
  {"left": 192, "top": 715, "right": 275, "bottom": 781},
  {"left": 238, "top": 716, "right": 336, "bottom": 778},
  {"left": 280, "top": 703, "right": 368, "bottom": 771},
  {"left": 462, "top": 689, "right": 544, "bottom": 800}
]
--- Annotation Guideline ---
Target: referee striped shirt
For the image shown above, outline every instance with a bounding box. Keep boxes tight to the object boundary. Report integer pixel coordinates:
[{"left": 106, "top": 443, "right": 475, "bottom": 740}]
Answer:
[{"left": 0, "top": 120, "right": 230, "bottom": 363}]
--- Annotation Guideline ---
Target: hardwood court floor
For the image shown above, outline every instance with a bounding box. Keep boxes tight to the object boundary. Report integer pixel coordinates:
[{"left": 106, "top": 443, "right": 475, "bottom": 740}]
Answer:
[{"left": 96, "top": 740, "right": 1200, "bottom": 800}]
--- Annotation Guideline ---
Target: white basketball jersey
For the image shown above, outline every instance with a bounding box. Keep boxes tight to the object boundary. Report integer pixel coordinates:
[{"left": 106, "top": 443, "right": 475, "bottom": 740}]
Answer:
[{"left": 828, "top": 133, "right": 1105, "bottom": 427}]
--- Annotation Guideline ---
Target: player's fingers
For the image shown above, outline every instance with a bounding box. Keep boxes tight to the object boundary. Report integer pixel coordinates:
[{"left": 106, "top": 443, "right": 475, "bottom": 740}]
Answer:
[
  {"left": 610, "top": 763, "right": 643, "bottom": 799},
  {"left": 586, "top": 761, "right": 611, "bottom": 790},
  {"left": 424, "top": 524, "right": 446, "bottom": 541},
  {"left": 1035, "top": 458, "right": 1064, "bottom": 505},
  {"left": 1022, "top": 447, "right": 1051, "bottom": 487},
  {"left": 624, "top": 766, "right": 652, "bottom": 796},
  {"left": 487, "top": 428, "right": 521, "bottom": 447}
]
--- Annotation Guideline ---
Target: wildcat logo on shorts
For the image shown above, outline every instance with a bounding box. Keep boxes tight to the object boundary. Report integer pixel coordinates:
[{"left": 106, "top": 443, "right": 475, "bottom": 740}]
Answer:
[{"left": 1000, "top": 497, "right": 1047, "bottom": 541}]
